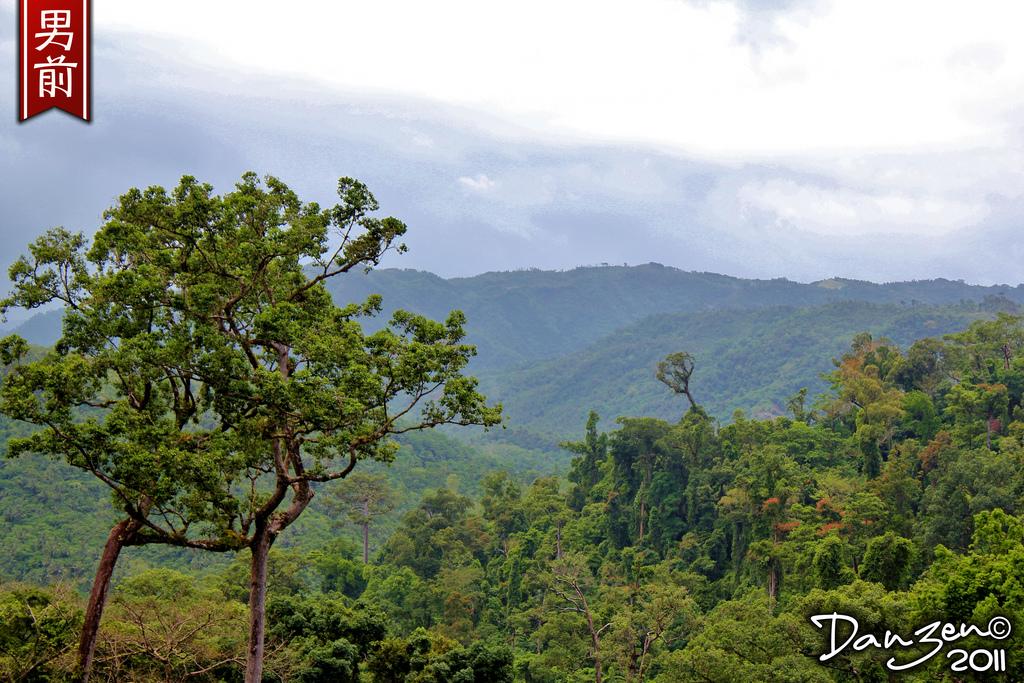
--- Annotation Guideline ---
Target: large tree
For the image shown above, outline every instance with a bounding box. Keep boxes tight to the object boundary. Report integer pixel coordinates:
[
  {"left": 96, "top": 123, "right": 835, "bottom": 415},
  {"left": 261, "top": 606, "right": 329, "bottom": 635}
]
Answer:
[
  {"left": 0, "top": 219, "right": 242, "bottom": 679},
  {"left": 324, "top": 471, "right": 397, "bottom": 564},
  {"left": 0, "top": 173, "right": 501, "bottom": 682}
]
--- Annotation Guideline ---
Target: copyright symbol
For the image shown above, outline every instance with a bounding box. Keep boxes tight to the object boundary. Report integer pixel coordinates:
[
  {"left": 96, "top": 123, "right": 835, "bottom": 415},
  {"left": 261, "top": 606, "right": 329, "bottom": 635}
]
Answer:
[{"left": 989, "top": 616, "right": 1012, "bottom": 640}]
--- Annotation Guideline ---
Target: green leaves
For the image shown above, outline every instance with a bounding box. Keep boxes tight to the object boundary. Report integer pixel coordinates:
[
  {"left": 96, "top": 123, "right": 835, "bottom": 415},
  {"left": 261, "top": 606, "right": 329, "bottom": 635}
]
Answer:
[
  {"left": 0, "top": 583, "right": 82, "bottom": 681},
  {"left": 0, "top": 170, "right": 500, "bottom": 559},
  {"left": 861, "top": 532, "right": 914, "bottom": 590},
  {"left": 2, "top": 227, "right": 88, "bottom": 316}
]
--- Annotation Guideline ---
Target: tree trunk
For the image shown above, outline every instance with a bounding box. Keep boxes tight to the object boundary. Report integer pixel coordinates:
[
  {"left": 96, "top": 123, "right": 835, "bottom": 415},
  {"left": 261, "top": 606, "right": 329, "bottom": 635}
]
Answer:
[
  {"left": 245, "top": 525, "right": 274, "bottom": 683},
  {"left": 767, "top": 561, "right": 779, "bottom": 612},
  {"left": 580, "top": 590, "right": 603, "bottom": 683},
  {"left": 636, "top": 634, "right": 655, "bottom": 683},
  {"left": 362, "top": 520, "right": 370, "bottom": 564},
  {"left": 592, "top": 632, "right": 604, "bottom": 683},
  {"left": 78, "top": 518, "right": 139, "bottom": 682},
  {"left": 683, "top": 387, "right": 696, "bottom": 411}
]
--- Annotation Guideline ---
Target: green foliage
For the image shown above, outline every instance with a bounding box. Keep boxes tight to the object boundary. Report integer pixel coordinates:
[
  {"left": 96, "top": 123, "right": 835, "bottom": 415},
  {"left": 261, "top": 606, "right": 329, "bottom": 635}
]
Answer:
[
  {"left": 482, "top": 301, "right": 996, "bottom": 444},
  {"left": 562, "top": 411, "right": 608, "bottom": 512},
  {"left": 94, "top": 569, "right": 247, "bottom": 682},
  {"left": 799, "top": 581, "right": 915, "bottom": 680},
  {"left": 653, "top": 590, "right": 828, "bottom": 683},
  {"left": 860, "top": 532, "right": 914, "bottom": 590},
  {"left": 812, "top": 535, "right": 853, "bottom": 590},
  {"left": 0, "top": 455, "right": 114, "bottom": 585},
  {"left": 4, "top": 266, "right": 1024, "bottom": 680},
  {"left": 367, "top": 629, "right": 512, "bottom": 683},
  {"left": 380, "top": 488, "right": 482, "bottom": 580},
  {"left": 1, "top": 171, "right": 501, "bottom": 556},
  {"left": 0, "top": 583, "right": 81, "bottom": 681},
  {"left": 266, "top": 594, "right": 387, "bottom": 683}
]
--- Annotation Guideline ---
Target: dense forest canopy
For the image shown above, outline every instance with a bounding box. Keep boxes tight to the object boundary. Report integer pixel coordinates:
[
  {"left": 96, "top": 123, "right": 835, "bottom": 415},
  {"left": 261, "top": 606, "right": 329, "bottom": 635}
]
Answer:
[{"left": 5, "top": 294, "right": 1024, "bottom": 680}]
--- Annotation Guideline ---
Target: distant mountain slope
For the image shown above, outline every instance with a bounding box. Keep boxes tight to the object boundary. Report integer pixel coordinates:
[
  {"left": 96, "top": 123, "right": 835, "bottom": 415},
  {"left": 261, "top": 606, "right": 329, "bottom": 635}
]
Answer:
[
  {"left": 0, "top": 426, "right": 557, "bottom": 586},
  {"left": 11, "top": 264, "right": 1023, "bottom": 372},
  {"left": 7, "top": 309, "right": 63, "bottom": 347},
  {"left": 323, "top": 265, "right": 1023, "bottom": 371},
  {"left": 2, "top": 265, "right": 1021, "bottom": 583},
  {"left": 476, "top": 301, "right": 1005, "bottom": 443}
]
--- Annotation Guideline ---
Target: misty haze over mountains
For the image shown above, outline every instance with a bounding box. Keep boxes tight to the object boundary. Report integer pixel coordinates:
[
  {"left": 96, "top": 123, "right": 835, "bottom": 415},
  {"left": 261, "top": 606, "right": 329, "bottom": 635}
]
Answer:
[
  {"left": 4, "top": 1, "right": 1024, "bottom": 293},
  {"left": 12, "top": 263, "right": 1023, "bottom": 362},
  {"left": 10, "top": 264, "right": 1022, "bottom": 446}
]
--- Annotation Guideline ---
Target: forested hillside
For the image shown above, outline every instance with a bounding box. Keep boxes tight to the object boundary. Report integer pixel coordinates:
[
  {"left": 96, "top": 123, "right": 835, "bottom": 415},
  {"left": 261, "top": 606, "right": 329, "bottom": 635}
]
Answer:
[
  {"left": 11, "top": 263, "right": 1020, "bottom": 450},
  {"left": 4, "top": 252, "right": 1024, "bottom": 681},
  {"left": 1, "top": 268, "right": 1020, "bottom": 586},
  {"left": 11, "top": 264, "right": 1024, "bottom": 369},
  {"left": 480, "top": 299, "right": 1011, "bottom": 442},
  {"left": 7, "top": 311, "right": 1024, "bottom": 681},
  {"left": 0, "top": 426, "right": 556, "bottom": 586}
]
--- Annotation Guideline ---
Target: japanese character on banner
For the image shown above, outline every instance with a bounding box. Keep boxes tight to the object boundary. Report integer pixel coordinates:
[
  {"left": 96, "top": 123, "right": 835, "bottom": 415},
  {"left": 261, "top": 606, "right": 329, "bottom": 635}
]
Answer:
[
  {"left": 35, "top": 10, "right": 75, "bottom": 51},
  {"left": 19, "top": 0, "right": 91, "bottom": 121},
  {"left": 36, "top": 55, "right": 78, "bottom": 98}
]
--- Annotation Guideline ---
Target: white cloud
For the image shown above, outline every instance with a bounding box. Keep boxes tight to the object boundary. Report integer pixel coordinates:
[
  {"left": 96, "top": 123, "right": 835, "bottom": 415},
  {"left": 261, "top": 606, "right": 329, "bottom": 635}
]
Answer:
[
  {"left": 458, "top": 173, "right": 497, "bottom": 192},
  {"left": 97, "top": 0, "right": 1024, "bottom": 156},
  {"left": 733, "top": 179, "right": 988, "bottom": 237},
  {"left": 72, "top": 1, "right": 1024, "bottom": 250}
]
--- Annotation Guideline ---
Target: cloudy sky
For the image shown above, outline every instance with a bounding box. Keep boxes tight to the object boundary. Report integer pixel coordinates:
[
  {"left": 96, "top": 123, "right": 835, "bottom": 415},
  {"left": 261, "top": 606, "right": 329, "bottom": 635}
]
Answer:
[{"left": 1, "top": 0, "right": 1023, "bottom": 292}]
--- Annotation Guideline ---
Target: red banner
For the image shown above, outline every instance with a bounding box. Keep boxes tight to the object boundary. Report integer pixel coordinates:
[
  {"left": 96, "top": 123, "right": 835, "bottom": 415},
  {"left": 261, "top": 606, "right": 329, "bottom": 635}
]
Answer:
[{"left": 19, "top": 0, "right": 90, "bottom": 122}]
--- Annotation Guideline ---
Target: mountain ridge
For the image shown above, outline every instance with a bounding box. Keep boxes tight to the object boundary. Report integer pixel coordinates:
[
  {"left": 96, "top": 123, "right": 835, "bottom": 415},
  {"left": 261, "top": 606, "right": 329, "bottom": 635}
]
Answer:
[
  {"left": 12, "top": 264, "right": 1023, "bottom": 362},
  {"left": 475, "top": 299, "right": 1007, "bottom": 444}
]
